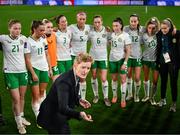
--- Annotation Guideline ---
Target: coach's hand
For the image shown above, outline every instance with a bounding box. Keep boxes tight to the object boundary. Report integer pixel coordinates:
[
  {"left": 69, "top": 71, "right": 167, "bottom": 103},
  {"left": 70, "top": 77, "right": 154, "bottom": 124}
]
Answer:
[
  {"left": 79, "top": 99, "right": 91, "bottom": 109},
  {"left": 80, "top": 111, "right": 93, "bottom": 122}
]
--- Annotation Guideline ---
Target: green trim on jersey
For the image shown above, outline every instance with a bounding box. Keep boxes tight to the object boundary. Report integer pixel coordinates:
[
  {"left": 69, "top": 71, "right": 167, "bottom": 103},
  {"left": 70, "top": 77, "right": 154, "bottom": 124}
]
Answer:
[{"left": 4, "top": 72, "right": 28, "bottom": 89}]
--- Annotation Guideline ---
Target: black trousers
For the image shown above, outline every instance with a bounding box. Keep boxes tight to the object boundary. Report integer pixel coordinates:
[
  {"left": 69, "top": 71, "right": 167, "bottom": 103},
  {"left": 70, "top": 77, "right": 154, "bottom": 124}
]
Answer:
[
  {"left": 47, "top": 122, "right": 70, "bottom": 135},
  {"left": 159, "top": 63, "right": 179, "bottom": 102}
]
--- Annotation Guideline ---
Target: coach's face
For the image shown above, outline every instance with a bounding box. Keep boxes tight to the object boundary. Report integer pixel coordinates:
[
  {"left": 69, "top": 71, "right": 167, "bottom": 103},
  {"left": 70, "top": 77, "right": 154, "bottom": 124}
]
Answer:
[
  {"left": 74, "top": 62, "right": 91, "bottom": 79},
  {"left": 161, "top": 24, "right": 170, "bottom": 35},
  {"left": 9, "top": 23, "right": 21, "bottom": 38}
]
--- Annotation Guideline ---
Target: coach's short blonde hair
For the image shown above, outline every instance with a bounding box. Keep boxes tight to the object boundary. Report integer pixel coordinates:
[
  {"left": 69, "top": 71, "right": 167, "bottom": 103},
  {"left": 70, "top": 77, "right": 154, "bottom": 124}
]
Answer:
[
  {"left": 74, "top": 53, "right": 94, "bottom": 64},
  {"left": 161, "top": 19, "right": 171, "bottom": 29}
]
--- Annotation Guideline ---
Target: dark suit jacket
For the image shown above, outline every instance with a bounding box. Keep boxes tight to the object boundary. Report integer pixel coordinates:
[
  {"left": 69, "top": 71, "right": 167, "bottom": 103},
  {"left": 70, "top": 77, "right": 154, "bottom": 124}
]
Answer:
[
  {"left": 37, "top": 69, "right": 81, "bottom": 130},
  {"left": 156, "top": 30, "right": 180, "bottom": 67}
]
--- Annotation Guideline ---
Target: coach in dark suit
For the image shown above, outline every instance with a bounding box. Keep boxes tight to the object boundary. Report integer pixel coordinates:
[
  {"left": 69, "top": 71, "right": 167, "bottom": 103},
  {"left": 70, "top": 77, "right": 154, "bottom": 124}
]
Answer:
[
  {"left": 37, "top": 53, "right": 94, "bottom": 134},
  {"left": 156, "top": 19, "right": 180, "bottom": 112}
]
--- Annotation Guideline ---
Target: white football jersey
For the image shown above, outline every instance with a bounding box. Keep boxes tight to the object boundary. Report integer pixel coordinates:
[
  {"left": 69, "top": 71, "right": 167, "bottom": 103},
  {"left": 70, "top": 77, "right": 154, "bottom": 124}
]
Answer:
[
  {"left": 24, "top": 37, "right": 48, "bottom": 71},
  {"left": 123, "top": 25, "right": 145, "bottom": 59},
  {"left": 89, "top": 26, "right": 110, "bottom": 60},
  {"left": 68, "top": 24, "right": 91, "bottom": 56},
  {"left": 109, "top": 32, "right": 131, "bottom": 61},
  {"left": 0, "top": 35, "right": 27, "bottom": 73},
  {"left": 142, "top": 33, "right": 157, "bottom": 61},
  {"left": 56, "top": 29, "right": 72, "bottom": 61}
]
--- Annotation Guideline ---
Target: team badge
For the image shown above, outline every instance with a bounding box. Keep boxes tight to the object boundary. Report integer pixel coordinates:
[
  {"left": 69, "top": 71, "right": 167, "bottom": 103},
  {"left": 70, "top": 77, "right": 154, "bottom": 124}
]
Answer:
[
  {"left": 118, "top": 38, "right": 122, "bottom": 42},
  {"left": 20, "top": 40, "right": 24, "bottom": 45},
  {"left": 85, "top": 31, "right": 88, "bottom": 35},
  {"left": 102, "top": 34, "right": 106, "bottom": 38},
  {"left": 172, "top": 38, "right": 176, "bottom": 43}
]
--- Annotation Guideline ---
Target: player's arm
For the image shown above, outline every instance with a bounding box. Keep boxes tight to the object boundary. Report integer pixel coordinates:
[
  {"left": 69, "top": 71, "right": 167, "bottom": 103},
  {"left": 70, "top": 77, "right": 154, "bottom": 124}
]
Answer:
[
  {"left": 0, "top": 35, "right": 4, "bottom": 51},
  {"left": 24, "top": 42, "right": 38, "bottom": 81},
  {"left": 124, "top": 44, "right": 131, "bottom": 63},
  {"left": 24, "top": 53, "right": 38, "bottom": 81},
  {"left": 44, "top": 43, "right": 52, "bottom": 77},
  {"left": 124, "top": 33, "right": 132, "bottom": 64}
]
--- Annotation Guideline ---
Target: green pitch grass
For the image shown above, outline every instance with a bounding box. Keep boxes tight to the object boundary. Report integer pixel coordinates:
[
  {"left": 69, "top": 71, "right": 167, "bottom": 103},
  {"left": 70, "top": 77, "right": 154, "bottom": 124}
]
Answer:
[{"left": 0, "top": 5, "right": 180, "bottom": 134}]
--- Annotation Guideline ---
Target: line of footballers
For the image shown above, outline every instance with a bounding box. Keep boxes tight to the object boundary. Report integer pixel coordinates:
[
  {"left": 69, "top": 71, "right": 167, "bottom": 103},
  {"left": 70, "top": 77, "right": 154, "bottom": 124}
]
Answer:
[{"left": 0, "top": 12, "right": 179, "bottom": 134}]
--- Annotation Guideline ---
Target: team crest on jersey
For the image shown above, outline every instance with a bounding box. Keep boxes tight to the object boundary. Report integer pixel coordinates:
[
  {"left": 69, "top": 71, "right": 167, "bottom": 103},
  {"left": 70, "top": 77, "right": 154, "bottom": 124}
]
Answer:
[
  {"left": 85, "top": 31, "right": 88, "bottom": 35},
  {"left": 20, "top": 40, "right": 24, "bottom": 45},
  {"left": 102, "top": 34, "right": 106, "bottom": 38},
  {"left": 172, "top": 38, "right": 176, "bottom": 43},
  {"left": 118, "top": 38, "right": 122, "bottom": 42}
]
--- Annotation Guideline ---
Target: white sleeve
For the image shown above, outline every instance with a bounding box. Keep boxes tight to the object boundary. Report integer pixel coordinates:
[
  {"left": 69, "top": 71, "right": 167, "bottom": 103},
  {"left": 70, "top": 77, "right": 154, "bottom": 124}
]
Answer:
[
  {"left": 0, "top": 35, "right": 6, "bottom": 43},
  {"left": 123, "top": 26, "right": 128, "bottom": 33},
  {"left": 67, "top": 25, "right": 73, "bottom": 32},
  {"left": 24, "top": 40, "right": 31, "bottom": 54},
  {"left": 68, "top": 30, "right": 72, "bottom": 40},
  {"left": 43, "top": 38, "right": 48, "bottom": 50},
  {"left": 125, "top": 33, "right": 131, "bottom": 45},
  {"left": 67, "top": 25, "right": 73, "bottom": 38},
  {"left": 141, "top": 35, "right": 144, "bottom": 45}
]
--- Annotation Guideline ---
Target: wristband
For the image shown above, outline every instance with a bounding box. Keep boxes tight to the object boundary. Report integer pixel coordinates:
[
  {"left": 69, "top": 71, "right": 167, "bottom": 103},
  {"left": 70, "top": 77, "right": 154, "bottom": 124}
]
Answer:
[{"left": 123, "top": 61, "right": 127, "bottom": 65}]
